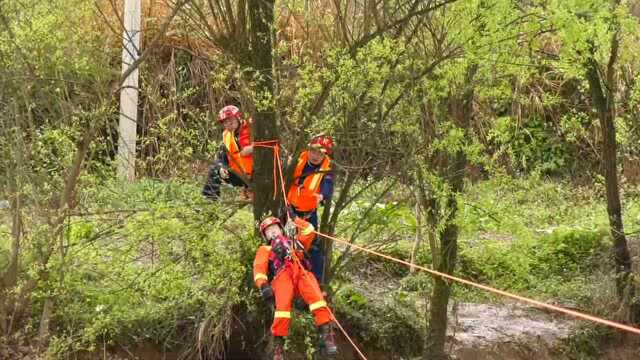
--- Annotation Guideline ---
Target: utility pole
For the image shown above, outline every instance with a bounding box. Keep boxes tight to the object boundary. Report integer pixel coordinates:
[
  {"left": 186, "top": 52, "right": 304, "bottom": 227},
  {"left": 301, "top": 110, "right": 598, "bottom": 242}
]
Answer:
[{"left": 118, "top": 0, "right": 141, "bottom": 181}]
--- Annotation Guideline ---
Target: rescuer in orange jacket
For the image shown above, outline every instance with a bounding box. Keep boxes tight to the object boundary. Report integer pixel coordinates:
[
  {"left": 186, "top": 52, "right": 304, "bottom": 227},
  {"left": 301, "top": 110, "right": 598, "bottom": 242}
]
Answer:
[
  {"left": 286, "top": 135, "right": 334, "bottom": 283},
  {"left": 202, "top": 105, "right": 253, "bottom": 200},
  {"left": 254, "top": 216, "right": 338, "bottom": 359}
]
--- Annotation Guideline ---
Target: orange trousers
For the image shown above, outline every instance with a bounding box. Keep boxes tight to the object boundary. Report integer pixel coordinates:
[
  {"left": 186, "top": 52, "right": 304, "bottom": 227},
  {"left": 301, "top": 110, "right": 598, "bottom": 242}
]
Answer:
[{"left": 271, "top": 263, "right": 331, "bottom": 336}]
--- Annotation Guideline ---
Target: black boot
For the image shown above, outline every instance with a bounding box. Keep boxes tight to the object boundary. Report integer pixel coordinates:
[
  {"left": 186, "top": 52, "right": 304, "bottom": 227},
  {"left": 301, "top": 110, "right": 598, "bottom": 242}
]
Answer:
[
  {"left": 202, "top": 165, "right": 222, "bottom": 200},
  {"left": 319, "top": 323, "right": 337, "bottom": 356},
  {"left": 273, "top": 336, "right": 285, "bottom": 360}
]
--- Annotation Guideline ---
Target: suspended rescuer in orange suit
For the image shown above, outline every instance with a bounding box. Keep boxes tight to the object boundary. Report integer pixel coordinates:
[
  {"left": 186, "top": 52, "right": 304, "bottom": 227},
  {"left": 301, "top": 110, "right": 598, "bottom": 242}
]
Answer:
[
  {"left": 254, "top": 216, "right": 338, "bottom": 359},
  {"left": 202, "top": 105, "right": 253, "bottom": 200},
  {"left": 287, "top": 135, "right": 334, "bottom": 283}
]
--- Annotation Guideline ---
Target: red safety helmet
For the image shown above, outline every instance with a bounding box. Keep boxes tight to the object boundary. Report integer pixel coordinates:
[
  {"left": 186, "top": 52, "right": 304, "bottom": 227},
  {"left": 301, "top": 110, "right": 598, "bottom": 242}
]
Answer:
[
  {"left": 309, "top": 135, "right": 334, "bottom": 155},
  {"left": 259, "top": 216, "right": 282, "bottom": 238},
  {"left": 218, "top": 105, "right": 242, "bottom": 123}
]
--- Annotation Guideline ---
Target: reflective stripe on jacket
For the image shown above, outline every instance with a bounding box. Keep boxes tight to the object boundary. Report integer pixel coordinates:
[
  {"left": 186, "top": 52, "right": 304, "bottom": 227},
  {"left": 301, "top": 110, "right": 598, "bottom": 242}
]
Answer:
[
  {"left": 287, "top": 151, "right": 331, "bottom": 212},
  {"left": 223, "top": 120, "right": 253, "bottom": 176}
]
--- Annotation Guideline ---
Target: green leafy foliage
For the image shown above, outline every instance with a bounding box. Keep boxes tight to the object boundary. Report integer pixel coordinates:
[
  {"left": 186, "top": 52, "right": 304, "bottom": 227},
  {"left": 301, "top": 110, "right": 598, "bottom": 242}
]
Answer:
[
  {"left": 460, "top": 228, "right": 607, "bottom": 294},
  {"left": 3, "top": 0, "right": 640, "bottom": 358},
  {"left": 489, "top": 116, "right": 572, "bottom": 174},
  {"left": 333, "top": 285, "right": 424, "bottom": 357},
  {"left": 42, "top": 180, "right": 261, "bottom": 356},
  {"left": 558, "top": 326, "right": 615, "bottom": 359},
  {"left": 453, "top": 175, "right": 640, "bottom": 304}
]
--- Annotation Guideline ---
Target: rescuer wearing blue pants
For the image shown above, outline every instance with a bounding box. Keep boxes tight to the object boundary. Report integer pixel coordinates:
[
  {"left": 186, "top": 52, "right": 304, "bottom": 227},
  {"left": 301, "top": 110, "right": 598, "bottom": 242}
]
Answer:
[{"left": 286, "top": 135, "right": 334, "bottom": 284}]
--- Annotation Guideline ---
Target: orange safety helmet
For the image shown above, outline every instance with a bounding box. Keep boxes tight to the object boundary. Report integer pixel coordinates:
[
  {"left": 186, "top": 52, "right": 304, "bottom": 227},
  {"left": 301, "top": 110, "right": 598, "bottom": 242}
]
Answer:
[
  {"left": 309, "top": 135, "right": 334, "bottom": 155},
  {"left": 259, "top": 216, "right": 282, "bottom": 238},
  {"left": 218, "top": 105, "right": 242, "bottom": 123}
]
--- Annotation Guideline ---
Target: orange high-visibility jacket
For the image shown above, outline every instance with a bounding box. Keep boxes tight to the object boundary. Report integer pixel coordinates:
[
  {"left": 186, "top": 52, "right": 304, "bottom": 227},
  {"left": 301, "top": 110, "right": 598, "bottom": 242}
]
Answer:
[
  {"left": 286, "top": 151, "right": 331, "bottom": 212},
  {"left": 223, "top": 120, "right": 253, "bottom": 177},
  {"left": 253, "top": 218, "right": 316, "bottom": 288}
]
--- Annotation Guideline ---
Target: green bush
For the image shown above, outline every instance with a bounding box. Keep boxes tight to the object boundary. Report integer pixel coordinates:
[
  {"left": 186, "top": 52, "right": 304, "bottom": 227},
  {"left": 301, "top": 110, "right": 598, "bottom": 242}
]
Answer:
[
  {"left": 530, "top": 228, "right": 607, "bottom": 276},
  {"left": 333, "top": 285, "right": 424, "bottom": 357},
  {"left": 44, "top": 179, "right": 261, "bottom": 356},
  {"left": 459, "top": 228, "right": 607, "bottom": 296},
  {"left": 558, "top": 326, "right": 614, "bottom": 360},
  {"left": 488, "top": 116, "right": 571, "bottom": 174}
]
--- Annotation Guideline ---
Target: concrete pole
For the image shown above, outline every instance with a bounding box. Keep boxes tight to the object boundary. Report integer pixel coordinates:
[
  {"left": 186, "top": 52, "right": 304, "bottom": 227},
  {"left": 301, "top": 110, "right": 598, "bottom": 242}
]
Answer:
[{"left": 118, "top": 0, "right": 141, "bottom": 181}]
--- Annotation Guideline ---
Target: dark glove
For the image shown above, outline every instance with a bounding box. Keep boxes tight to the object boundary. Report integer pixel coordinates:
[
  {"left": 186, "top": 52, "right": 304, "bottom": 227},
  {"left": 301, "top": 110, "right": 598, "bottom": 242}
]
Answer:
[
  {"left": 260, "top": 284, "right": 274, "bottom": 302},
  {"left": 273, "top": 240, "right": 289, "bottom": 261}
]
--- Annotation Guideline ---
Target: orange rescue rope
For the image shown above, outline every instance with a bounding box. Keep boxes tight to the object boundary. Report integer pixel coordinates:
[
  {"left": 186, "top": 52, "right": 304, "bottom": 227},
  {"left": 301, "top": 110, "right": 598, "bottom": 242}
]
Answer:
[
  {"left": 253, "top": 140, "right": 282, "bottom": 200},
  {"left": 262, "top": 137, "right": 640, "bottom": 356},
  {"left": 309, "top": 229, "right": 640, "bottom": 337},
  {"left": 290, "top": 250, "right": 369, "bottom": 360}
]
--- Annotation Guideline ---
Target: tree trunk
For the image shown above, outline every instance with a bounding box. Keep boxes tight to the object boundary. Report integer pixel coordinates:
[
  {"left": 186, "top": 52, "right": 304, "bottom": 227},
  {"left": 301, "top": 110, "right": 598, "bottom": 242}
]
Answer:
[
  {"left": 321, "top": 169, "right": 357, "bottom": 285},
  {"left": 410, "top": 199, "right": 422, "bottom": 273},
  {"left": 3, "top": 176, "right": 21, "bottom": 291},
  {"left": 424, "top": 153, "right": 465, "bottom": 360},
  {"left": 1, "top": 194, "right": 20, "bottom": 334},
  {"left": 425, "top": 65, "right": 476, "bottom": 359},
  {"left": 320, "top": 195, "right": 333, "bottom": 285},
  {"left": 1, "top": 100, "right": 24, "bottom": 335},
  {"left": 37, "top": 298, "right": 53, "bottom": 349},
  {"left": 585, "top": 53, "right": 639, "bottom": 321},
  {"left": 587, "top": 60, "right": 630, "bottom": 278},
  {"left": 248, "top": 0, "right": 279, "bottom": 225}
]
